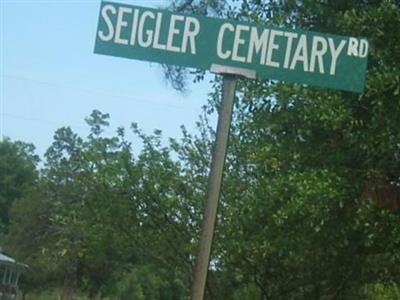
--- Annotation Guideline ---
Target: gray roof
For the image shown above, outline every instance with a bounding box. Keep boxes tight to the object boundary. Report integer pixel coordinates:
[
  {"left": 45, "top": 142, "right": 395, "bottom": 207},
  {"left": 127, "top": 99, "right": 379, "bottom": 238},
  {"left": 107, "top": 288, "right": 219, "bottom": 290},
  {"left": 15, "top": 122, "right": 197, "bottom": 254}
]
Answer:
[{"left": 0, "top": 253, "right": 16, "bottom": 264}]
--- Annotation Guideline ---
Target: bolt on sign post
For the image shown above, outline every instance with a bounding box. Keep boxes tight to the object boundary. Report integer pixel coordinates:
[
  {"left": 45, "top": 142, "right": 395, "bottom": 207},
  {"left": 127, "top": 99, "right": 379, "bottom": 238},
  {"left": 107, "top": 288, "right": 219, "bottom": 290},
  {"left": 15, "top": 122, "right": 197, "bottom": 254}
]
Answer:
[{"left": 94, "top": 2, "right": 369, "bottom": 300}]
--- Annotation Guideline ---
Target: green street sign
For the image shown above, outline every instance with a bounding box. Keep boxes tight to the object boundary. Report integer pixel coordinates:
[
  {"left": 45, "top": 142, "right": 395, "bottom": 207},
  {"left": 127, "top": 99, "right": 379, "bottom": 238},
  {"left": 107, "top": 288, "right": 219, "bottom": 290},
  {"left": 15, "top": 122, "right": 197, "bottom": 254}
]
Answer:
[{"left": 94, "top": 1, "right": 369, "bottom": 92}]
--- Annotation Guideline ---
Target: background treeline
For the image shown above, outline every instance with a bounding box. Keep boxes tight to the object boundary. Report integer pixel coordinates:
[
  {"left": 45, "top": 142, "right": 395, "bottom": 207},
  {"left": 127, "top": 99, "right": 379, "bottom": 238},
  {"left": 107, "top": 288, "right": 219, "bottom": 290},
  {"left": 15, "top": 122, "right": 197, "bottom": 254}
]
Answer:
[{"left": 1, "top": 0, "right": 400, "bottom": 299}]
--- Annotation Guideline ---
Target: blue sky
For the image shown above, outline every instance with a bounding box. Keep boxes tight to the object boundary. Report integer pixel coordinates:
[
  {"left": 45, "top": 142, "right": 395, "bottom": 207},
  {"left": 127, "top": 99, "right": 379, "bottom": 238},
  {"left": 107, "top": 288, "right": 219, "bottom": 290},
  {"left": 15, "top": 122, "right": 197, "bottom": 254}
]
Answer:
[{"left": 1, "top": 0, "right": 214, "bottom": 158}]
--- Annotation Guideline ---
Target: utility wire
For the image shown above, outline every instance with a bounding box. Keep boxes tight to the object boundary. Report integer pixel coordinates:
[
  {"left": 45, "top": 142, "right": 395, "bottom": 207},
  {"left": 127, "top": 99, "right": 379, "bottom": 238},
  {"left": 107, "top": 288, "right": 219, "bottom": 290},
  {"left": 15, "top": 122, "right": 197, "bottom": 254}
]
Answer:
[
  {"left": 1, "top": 74, "right": 200, "bottom": 112},
  {"left": 2, "top": 1, "right": 170, "bottom": 4},
  {"left": 1, "top": 112, "right": 109, "bottom": 134}
]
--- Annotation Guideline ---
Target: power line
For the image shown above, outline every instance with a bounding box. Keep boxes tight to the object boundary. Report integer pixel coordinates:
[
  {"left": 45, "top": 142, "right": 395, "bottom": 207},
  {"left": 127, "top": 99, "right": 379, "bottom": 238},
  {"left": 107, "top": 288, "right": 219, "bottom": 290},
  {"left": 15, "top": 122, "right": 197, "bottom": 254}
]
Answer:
[
  {"left": 2, "top": 1, "right": 170, "bottom": 3},
  {"left": 2, "top": 1, "right": 170, "bottom": 4},
  {"left": 1, "top": 112, "right": 124, "bottom": 138},
  {"left": 1, "top": 74, "right": 201, "bottom": 112},
  {"left": 2, "top": 112, "right": 91, "bottom": 131}
]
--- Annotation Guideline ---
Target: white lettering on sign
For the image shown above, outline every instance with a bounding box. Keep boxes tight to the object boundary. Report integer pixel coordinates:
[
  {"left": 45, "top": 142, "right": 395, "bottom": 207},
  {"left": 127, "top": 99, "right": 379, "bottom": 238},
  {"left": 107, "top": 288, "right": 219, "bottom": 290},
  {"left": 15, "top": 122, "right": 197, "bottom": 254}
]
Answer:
[
  {"left": 348, "top": 38, "right": 369, "bottom": 58},
  {"left": 247, "top": 28, "right": 269, "bottom": 64},
  {"left": 359, "top": 39, "right": 369, "bottom": 58},
  {"left": 265, "top": 30, "right": 283, "bottom": 68},
  {"left": 328, "top": 38, "right": 346, "bottom": 75},
  {"left": 290, "top": 34, "right": 308, "bottom": 72},
  {"left": 347, "top": 37, "right": 359, "bottom": 56},
  {"left": 217, "top": 23, "right": 234, "bottom": 60},
  {"left": 130, "top": 9, "right": 140, "bottom": 46},
  {"left": 214, "top": 24, "right": 353, "bottom": 75},
  {"left": 97, "top": 4, "right": 367, "bottom": 78},
  {"left": 98, "top": 4, "right": 200, "bottom": 54},
  {"left": 167, "top": 15, "right": 184, "bottom": 52},
  {"left": 98, "top": 5, "right": 116, "bottom": 42},
  {"left": 232, "top": 25, "right": 250, "bottom": 62},
  {"left": 310, "top": 36, "right": 328, "bottom": 74},
  {"left": 138, "top": 11, "right": 155, "bottom": 48},
  {"left": 153, "top": 13, "right": 166, "bottom": 50},
  {"left": 283, "top": 32, "right": 298, "bottom": 68},
  {"left": 115, "top": 6, "right": 132, "bottom": 45},
  {"left": 181, "top": 17, "right": 200, "bottom": 54}
]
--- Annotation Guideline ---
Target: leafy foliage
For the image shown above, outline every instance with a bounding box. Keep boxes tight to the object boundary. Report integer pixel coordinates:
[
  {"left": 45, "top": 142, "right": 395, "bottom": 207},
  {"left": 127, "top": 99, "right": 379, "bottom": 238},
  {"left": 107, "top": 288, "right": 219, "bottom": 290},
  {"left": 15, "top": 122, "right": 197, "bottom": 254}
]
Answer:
[
  {"left": 3, "top": 1, "right": 400, "bottom": 299},
  {"left": 0, "top": 139, "right": 38, "bottom": 235}
]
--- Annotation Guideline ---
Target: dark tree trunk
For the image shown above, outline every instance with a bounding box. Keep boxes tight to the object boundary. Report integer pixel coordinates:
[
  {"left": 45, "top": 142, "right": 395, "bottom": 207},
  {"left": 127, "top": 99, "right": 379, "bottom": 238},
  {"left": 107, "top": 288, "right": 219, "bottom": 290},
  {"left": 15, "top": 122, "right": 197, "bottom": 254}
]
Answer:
[
  {"left": 62, "top": 259, "right": 78, "bottom": 300},
  {"left": 94, "top": 291, "right": 102, "bottom": 300}
]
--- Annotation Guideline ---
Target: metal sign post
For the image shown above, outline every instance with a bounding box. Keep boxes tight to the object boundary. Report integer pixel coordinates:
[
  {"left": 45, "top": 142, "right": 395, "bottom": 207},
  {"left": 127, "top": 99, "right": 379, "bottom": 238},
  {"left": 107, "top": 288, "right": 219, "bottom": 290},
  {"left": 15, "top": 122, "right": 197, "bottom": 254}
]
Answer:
[
  {"left": 190, "top": 74, "right": 236, "bottom": 300},
  {"left": 191, "top": 66, "right": 255, "bottom": 300}
]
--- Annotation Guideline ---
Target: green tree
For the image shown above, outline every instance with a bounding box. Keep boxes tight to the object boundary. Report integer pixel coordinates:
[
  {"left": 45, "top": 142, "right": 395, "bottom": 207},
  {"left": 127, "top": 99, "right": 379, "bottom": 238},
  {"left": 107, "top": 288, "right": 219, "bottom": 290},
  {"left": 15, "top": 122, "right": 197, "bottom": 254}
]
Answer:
[
  {"left": 6, "top": 110, "right": 202, "bottom": 299},
  {"left": 0, "top": 138, "right": 38, "bottom": 235},
  {"left": 166, "top": 0, "right": 400, "bottom": 299},
  {"left": 6, "top": 111, "right": 133, "bottom": 299},
  {"left": 115, "top": 265, "right": 186, "bottom": 300},
  {"left": 5, "top": 1, "right": 400, "bottom": 299},
  {"left": 39, "top": 111, "right": 137, "bottom": 299},
  {"left": 6, "top": 181, "right": 63, "bottom": 297}
]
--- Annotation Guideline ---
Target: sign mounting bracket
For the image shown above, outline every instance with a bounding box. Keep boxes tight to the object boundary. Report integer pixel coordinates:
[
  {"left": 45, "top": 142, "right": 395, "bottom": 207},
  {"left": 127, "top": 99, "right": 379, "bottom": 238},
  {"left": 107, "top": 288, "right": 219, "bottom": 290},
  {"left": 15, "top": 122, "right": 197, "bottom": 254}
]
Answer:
[{"left": 210, "top": 64, "right": 256, "bottom": 80}]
